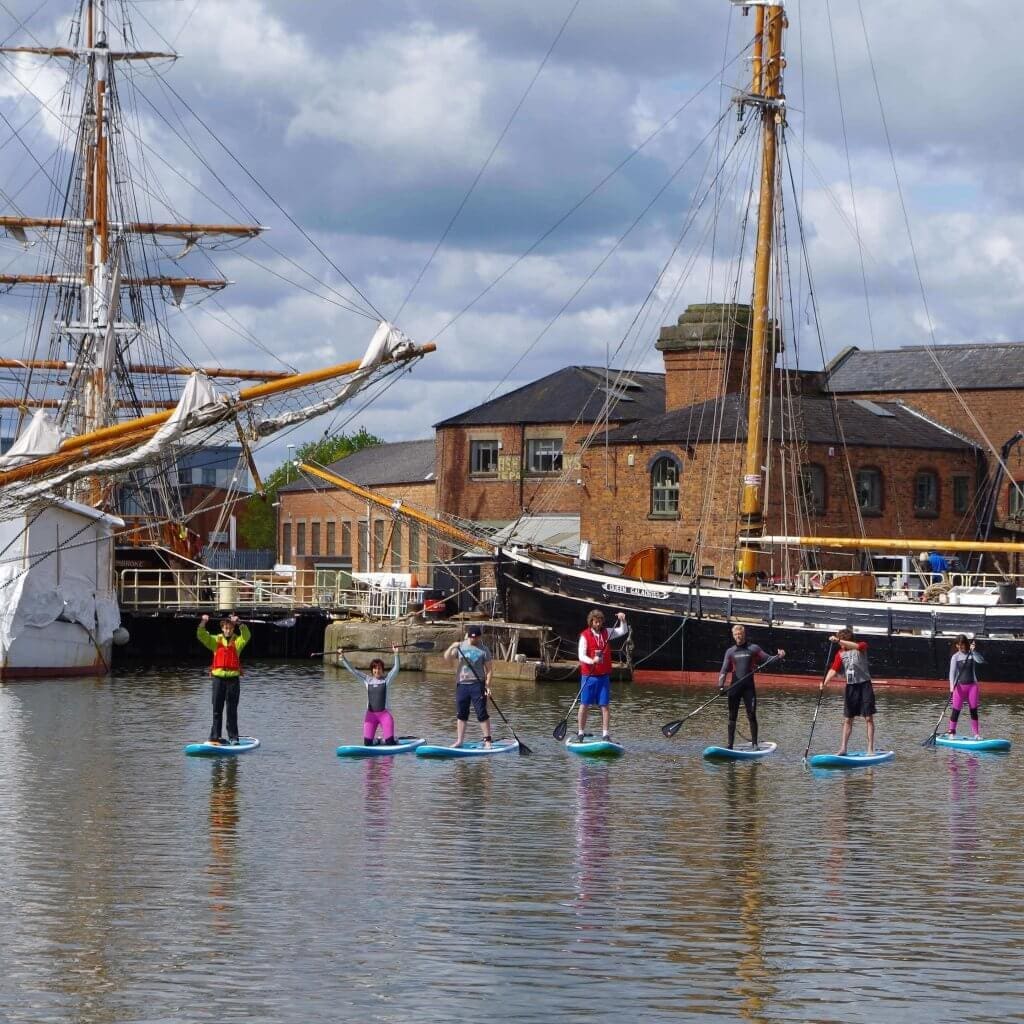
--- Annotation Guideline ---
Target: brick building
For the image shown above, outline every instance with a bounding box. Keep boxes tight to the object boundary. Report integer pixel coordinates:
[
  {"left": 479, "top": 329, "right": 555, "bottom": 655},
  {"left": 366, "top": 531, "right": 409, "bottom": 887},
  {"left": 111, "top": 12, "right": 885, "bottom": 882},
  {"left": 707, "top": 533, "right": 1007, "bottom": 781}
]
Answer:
[
  {"left": 434, "top": 365, "right": 664, "bottom": 524},
  {"left": 277, "top": 439, "right": 437, "bottom": 586},
  {"left": 826, "top": 344, "right": 1024, "bottom": 528}
]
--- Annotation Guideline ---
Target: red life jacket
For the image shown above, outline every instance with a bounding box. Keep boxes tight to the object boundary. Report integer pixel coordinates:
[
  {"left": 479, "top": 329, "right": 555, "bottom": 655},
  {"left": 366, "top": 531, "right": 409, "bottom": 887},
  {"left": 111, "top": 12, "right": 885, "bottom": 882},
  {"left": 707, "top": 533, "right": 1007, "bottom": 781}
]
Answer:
[
  {"left": 211, "top": 636, "right": 242, "bottom": 675},
  {"left": 580, "top": 628, "right": 612, "bottom": 676}
]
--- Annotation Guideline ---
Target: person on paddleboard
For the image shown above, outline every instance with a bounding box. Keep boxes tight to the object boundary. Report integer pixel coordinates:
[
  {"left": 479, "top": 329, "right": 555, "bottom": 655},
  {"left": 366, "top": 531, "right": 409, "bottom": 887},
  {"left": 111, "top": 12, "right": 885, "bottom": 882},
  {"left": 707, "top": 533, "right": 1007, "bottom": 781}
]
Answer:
[
  {"left": 576, "top": 609, "right": 628, "bottom": 744},
  {"left": 197, "top": 613, "right": 251, "bottom": 745},
  {"left": 948, "top": 634, "right": 986, "bottom": 739},
  {"left": 338, "top": 645, "right": 401, "bottom": 746},
  {"left": 824, "top": 628, "right": 876, "bottom": 755},
  {"left": 718, "top": 624, "right": 784, "bottom": 750},
  {"left": 444, "top": 625, "right": 494, "bottom": 748}
]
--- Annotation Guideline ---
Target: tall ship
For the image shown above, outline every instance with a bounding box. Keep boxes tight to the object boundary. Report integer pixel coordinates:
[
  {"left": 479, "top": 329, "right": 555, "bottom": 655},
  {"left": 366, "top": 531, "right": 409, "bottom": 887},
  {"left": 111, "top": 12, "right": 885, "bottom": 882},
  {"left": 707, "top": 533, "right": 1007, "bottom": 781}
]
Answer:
[{"left": 0, "top": 1, "right": 432, "bottom": 677}]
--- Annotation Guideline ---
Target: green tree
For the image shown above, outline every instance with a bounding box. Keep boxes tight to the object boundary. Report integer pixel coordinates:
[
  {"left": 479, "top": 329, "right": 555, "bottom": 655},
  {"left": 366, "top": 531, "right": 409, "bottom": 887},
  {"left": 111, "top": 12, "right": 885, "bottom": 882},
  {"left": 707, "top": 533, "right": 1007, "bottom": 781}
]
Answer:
[{"left": 237, "top": 427, "right": 383, "bottom": 549}]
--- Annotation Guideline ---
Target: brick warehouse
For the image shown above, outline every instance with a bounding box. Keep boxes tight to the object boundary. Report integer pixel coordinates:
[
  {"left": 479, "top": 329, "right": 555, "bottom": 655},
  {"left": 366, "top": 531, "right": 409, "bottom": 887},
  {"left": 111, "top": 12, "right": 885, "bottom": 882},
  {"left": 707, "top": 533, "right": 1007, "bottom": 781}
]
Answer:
[{"left": 271, "top": 302, "right": 1024, "bottom": 579}]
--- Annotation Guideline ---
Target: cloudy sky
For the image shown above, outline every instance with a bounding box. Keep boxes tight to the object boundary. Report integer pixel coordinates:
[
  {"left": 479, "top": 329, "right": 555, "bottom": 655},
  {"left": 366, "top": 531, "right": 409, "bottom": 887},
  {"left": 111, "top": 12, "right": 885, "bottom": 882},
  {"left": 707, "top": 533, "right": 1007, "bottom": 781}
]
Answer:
[{"left": 0, "top": 0, "right": 1020, "bottom": 468}]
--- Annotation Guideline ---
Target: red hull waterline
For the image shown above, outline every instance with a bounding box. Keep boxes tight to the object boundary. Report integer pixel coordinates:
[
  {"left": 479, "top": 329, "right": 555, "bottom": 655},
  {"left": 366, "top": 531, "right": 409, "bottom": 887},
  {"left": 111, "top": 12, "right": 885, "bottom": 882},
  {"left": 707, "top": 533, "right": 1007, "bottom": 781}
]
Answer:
[
  {"left": 633, "top": 670, "right": 1024, "bottom": 696},
  {"left": 1, "top": 660, "right": 108, "bottom": 680}
]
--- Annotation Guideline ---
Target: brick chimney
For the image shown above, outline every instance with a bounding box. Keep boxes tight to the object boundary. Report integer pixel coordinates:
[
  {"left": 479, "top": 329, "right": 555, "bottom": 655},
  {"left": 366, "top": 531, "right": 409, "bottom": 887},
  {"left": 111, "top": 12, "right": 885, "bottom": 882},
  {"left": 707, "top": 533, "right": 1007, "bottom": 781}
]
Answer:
[{"left": 657, "top": 303, "right": 756, "bottom": 412}]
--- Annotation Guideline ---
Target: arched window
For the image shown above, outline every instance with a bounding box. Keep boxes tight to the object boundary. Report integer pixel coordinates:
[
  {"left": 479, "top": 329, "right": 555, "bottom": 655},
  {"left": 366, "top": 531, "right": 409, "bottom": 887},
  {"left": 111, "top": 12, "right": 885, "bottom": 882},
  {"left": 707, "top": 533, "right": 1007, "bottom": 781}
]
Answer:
[
  {"left": 856, "top": 468, "right": 882, "bottom": 514},
  {"left": 913, "top": 470, "right": 939, "bottom": 516},
  {"left": 799, "top": 464, "right": 826, "bottom": 515},
  {"left": 651, "top": 456, "right": 680, "bottom": 516}
]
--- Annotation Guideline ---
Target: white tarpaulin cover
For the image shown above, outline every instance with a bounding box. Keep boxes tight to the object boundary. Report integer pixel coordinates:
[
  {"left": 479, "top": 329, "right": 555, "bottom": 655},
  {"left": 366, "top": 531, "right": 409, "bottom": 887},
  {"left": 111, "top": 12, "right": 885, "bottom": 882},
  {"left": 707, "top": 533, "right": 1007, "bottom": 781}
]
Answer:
[{"left": 0, "top": 410, "right": 62, "bottom": 469}]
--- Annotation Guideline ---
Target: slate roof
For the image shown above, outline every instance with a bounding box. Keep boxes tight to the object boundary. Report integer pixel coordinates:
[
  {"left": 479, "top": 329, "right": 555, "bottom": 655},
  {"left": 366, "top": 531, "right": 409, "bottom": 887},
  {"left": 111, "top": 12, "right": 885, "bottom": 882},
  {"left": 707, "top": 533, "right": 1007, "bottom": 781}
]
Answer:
[
  {"left": 603, "top": 395, "right": 978, "bottom": 451},
  {"left": 433, "top": 366, "right": 666, "bottom": 427},
  {"left": 826, "top": 343, "right": 1024, "bottom": 393},
  {"left": 278, "top": 439, "right": 436, "bottom": 493}
]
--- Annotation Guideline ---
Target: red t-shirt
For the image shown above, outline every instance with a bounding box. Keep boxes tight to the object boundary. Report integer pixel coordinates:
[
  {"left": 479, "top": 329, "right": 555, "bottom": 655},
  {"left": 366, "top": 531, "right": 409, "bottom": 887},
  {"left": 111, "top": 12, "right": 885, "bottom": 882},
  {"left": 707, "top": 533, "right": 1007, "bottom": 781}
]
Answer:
[{"left": 830, "top": 641, "right": 868, "bottom": 673}]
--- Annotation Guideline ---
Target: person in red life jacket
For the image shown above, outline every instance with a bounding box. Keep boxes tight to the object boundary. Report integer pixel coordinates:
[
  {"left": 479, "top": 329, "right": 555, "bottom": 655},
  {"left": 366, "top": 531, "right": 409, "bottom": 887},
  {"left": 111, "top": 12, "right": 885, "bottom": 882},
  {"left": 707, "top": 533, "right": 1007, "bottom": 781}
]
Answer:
[
  {"left": 197, "top": 613, "right": 251, "bottom": 745},
  {"left": 823, "top": 628, "right": 877, "bottom": 755},
  {"left": 576, "top": 609, "right": 628, "bottom": 743}
]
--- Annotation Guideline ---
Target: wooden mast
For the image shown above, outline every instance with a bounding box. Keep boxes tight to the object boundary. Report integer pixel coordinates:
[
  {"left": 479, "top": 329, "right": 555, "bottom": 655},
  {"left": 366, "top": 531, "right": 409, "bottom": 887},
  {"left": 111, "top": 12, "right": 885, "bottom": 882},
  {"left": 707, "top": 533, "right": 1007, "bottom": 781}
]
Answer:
[{"left": 736, "top": 0, "right": 785, "bottom": 587}]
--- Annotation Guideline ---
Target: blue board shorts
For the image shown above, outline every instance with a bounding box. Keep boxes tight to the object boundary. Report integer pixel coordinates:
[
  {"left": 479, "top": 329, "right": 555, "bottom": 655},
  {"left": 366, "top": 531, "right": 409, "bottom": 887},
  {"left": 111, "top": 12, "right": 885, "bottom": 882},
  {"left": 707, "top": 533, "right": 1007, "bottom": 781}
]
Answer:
[
  {"left": 580, "top": 673, "right": 611, "bottom": 707},
  {"left": 456, "top": 682, "right": 489, "bottom": 722}
]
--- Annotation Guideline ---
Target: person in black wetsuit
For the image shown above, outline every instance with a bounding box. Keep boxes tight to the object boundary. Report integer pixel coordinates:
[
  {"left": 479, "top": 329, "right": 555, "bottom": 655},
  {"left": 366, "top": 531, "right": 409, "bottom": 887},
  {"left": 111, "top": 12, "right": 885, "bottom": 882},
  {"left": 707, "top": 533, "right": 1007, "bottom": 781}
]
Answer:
[{"left": 718, "top": 624, "right": 785, "bottom": 750}]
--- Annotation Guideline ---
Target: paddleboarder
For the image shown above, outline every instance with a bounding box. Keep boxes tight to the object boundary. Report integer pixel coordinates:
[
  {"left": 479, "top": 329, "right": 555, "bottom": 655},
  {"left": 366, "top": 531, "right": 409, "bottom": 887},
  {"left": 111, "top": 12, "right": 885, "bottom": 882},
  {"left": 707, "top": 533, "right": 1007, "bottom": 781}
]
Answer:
[
  {"left": 444, "top": 625, "right": 494, "bottom": 748},
  {"left": 718, "top": 624, "right": 785, "bottom": 750},
  {"left": 823, "top": 628, "right": 877, "bottom": 755},
  {"left": 948, "top": 635, "right": 986, "bottom": 739},
  {"left": 576, "top": 609, "right": 628, "bottom": 744},
  {"left": 337, "top": 644, "right": 401, "bottom": 746},
  {"left": 197, "top": 613, "right": 251, "bottom": 745}
]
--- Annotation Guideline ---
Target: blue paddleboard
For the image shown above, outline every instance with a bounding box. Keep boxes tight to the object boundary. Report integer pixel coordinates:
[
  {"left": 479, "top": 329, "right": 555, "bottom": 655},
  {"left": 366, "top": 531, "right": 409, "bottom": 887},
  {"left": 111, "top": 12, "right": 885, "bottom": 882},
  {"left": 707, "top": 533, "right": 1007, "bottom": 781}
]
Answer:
[
  {"left": 566, "top": 737, "right": 624, "bottom": 757},
  {"left": 808, "top": 750, "right": 894, "bottom": 769},
  {"left": 185, "top": 737, "right": 260, "bottom": 757},
  {"left": 336, "top": 736, "right": 425, "bottom": 758},
  {"left": 934, "top": 734, "right": 1011, "bottom": 753},
  {"left": 703, "top": 741, "right": 777, "bottom": 762},
  {"left": 416, "top": 739, "right": 519, "bottom": 759}
]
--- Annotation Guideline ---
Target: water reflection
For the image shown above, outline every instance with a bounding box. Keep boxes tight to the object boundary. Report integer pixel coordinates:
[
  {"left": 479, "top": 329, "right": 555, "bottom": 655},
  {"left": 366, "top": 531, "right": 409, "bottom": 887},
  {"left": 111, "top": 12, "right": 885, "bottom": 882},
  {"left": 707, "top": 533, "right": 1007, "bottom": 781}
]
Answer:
[
  {"left": 361, "top": 757, "right": 393, "bottom": 838},
  {"left": 207, "top": 759, "right": 239, "bottom": 931},
  {"left": 948, "top": 755, "right": 980, "bottom": 870},
  {"left": 573, "top": 763, "right": 611, "bottom": 906}
]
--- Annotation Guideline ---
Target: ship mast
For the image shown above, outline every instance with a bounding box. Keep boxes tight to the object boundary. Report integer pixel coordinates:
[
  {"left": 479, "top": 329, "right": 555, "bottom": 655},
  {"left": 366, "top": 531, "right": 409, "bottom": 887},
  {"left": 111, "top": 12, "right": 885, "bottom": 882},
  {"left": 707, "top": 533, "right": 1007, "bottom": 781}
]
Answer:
[{"left": 735, "top": 0, "right": 786, "bottom": 586}]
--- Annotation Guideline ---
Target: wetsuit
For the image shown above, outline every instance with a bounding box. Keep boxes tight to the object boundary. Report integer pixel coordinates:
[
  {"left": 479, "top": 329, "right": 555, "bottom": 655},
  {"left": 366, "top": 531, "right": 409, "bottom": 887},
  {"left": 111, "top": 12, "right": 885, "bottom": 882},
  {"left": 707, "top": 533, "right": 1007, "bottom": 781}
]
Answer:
[
  {"left": 948, "top": 650, "right": 985, "bottom": 737},
  {"left": 340, "top": 653, "right": 400, "bottom": 744},
  {"left": 718, "top": 642, "right": 768, "bottom": 748}
]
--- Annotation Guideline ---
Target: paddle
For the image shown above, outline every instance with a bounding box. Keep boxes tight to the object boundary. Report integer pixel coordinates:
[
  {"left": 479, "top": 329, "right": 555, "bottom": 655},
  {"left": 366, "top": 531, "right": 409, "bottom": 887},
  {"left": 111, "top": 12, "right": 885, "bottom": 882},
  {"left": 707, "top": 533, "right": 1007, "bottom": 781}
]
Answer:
[
  {"left": 553, "top": 683, "right": 586, "bottom": 741},
  {"left": 801, "top": 643, "right": 836, "bottom": 763},
  {"left": 455, "top": 646, "right": 532, "bottom": 756},
  {"left": 661, "top": 654, "right": 782, "bottom": 739},
  {"left": 311, "top": 640, "right": 435, "bottom": 657}
]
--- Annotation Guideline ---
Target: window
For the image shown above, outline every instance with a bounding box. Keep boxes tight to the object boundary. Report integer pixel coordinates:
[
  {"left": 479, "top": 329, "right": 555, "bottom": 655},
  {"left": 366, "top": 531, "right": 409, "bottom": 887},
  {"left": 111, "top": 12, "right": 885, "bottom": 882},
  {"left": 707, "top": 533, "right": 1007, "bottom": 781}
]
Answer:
[
  {"left": 341, "top": 521, "right": 351, "bottom": 558},
  {"left": 799, "top": 464, "right": 826, "bottom": 515},
  {"left": 650, "top": 456, "right": 680, "bottom": 516},
  {"left": 358, "top": 521, "right": 368, "bottom": 572},
  {"left": 326, "top": 521, "right": 336, "bottom": 556},
  {"left": 856, "top": 468, "right": 882, "bottom": 514},
  {"left": 526, "top": 438, "right": 563, "bottom": 474},
  {"left": 1010, "top": 483, "right": 1024, "bottom": 520},
  {"left": 391, "top": 522, "right": 402, "bottom": 572},
  {"left": 282, "top": 522, "right": 292, "bottom": 561},
  {"left": 470, "top": 440, "right": 499, "bottom": 475},
  {"left": 373, "top": 520, "right": 385, "bottom": 570},
  {"left": 311, "top": 521, "right": 321, "bottom": 556},
  {"left": 913, "top": 470, "right": 938, "bottom": 516},
  {"left": 409, "top": 523, "right": 421, "bottom": 576},
  {"left": 669, "top": 551, "right": 693, "bottom": 576},
  {"left": 296, "top": 522, "right": 306, "bottom": 556},
  {"left": 952, "top": 476, "right": 970, "bottom": 516},
  {"left": 202, "top": 467, "right": 217, "bottom": 487}
]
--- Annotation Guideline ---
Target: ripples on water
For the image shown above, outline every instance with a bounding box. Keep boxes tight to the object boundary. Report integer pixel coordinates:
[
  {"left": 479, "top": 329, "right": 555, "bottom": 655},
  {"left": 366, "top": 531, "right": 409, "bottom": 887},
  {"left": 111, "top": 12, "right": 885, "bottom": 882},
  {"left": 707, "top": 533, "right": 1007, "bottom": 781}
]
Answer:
[{"left": 1, "top": 666, "right": 1023, "bottom": 1022}]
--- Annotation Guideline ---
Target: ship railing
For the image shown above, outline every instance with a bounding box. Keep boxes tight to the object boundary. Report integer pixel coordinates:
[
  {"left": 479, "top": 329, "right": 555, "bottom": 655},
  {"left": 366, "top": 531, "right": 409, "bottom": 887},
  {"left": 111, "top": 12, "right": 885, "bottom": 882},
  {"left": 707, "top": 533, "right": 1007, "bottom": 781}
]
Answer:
[
  {"left": 117, "top": 568, "right": 427, "bottom": 619},
  {"left": 795, "top": 569, "right": 1024, "bottom": 599}
]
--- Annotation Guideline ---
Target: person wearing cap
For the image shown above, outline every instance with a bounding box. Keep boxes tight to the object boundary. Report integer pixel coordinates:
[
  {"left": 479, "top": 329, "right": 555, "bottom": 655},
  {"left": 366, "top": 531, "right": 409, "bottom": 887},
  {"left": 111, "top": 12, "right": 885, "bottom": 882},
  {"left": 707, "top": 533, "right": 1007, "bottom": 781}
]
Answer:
[
  {"left": 444, "top": 625, "right": 494, "bottom": 747},
  {"left": 919, "top": 550, "right": 948, "bottom": 586},
  {"left": 577, "top": 609, "right": 628, "bottom": 743}
]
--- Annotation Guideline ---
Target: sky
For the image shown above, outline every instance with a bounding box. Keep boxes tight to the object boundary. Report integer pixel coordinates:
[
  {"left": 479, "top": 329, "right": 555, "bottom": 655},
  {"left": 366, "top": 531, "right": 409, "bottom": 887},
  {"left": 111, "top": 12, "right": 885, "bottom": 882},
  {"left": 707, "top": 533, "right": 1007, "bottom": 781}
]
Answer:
[{"left": 0, "top": 0, "right": 1021, "bottom": 469}]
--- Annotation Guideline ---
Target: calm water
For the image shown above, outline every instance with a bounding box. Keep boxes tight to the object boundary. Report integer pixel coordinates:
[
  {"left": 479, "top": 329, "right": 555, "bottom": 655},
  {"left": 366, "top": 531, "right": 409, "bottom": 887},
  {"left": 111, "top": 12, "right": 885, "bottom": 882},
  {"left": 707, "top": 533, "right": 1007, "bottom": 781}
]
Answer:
[{"left": 2, "top": 664, "right": 1024, "bottom": 1023}]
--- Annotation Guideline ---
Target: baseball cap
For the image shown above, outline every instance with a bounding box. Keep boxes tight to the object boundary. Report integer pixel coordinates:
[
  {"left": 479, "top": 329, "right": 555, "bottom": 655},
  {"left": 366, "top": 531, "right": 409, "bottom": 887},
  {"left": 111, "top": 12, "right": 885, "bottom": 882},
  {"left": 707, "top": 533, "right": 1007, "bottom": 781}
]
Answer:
[{"left": 466, "top": 625, "right": 483, "bottom": 637}]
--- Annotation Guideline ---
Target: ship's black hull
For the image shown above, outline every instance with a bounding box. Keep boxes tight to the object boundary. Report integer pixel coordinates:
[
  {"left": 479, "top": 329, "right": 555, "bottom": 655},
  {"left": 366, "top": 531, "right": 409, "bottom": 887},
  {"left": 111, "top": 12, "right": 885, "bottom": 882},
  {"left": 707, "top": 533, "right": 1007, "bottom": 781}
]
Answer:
[{"left": 497, "top": 552, "right": 1024, "bottom": 684}]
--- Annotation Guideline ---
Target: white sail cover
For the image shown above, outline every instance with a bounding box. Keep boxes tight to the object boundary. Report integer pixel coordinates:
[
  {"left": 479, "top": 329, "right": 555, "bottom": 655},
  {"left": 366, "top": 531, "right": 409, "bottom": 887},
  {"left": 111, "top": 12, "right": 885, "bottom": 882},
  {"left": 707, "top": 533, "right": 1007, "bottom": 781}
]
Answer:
[
  {"left": 0, "top": 410, "right": 62, "bottom": 469},
  {"left": 255, "top": 320, "right": 417, "bottom": 435}
]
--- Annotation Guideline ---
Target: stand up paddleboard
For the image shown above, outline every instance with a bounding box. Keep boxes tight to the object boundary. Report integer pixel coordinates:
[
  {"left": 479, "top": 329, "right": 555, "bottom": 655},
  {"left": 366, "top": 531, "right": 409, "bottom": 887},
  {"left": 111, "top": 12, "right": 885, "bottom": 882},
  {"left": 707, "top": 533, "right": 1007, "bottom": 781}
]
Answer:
[
  {"left": 185, "top": 737, "right": 260, "bottom": 757},
  {"left": 808, "top": 750, "right": 894, "bottom": 769},
  {"left": 566, "top": 736, "right": 624, "bottom": 757},
  {"left": 934, "top": 735, "right": 1011, "bottom": 753},
  {"left": 703, "top": 741, "right": 777, "bottom": 762},
  {"left": 416, "top": 739, "right": 519, "bottom": 759},
  {"left": 336, "top": 736, "right": 425, "bottom": 758}
]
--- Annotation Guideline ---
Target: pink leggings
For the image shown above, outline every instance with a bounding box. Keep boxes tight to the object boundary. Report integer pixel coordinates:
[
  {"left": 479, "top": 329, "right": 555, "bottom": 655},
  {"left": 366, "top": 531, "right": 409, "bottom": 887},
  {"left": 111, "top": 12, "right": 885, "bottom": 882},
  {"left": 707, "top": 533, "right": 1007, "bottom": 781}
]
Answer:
[
  {"left": 949, "top": 683, "right": 980, "bottom": 735},
  {"left": 363, "top": 710, "right": 395, "bottom": 741}
]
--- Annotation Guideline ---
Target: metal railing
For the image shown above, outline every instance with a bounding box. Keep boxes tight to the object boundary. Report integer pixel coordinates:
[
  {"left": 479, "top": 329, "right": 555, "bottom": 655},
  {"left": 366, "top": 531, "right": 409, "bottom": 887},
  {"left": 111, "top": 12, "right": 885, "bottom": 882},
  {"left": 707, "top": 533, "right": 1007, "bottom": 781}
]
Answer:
[
  {"left": 118, "top": 568, "right": 425, "bottom": 619},
  {"left": 796, "top": 569, "right": 1024, "bottom": 600}
]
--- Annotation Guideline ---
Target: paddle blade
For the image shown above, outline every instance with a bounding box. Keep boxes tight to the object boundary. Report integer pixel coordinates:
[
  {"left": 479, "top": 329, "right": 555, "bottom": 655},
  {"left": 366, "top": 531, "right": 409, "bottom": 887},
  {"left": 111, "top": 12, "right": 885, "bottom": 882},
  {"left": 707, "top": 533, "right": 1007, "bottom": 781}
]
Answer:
[
  {"left": 553, "top": 719, "right": 568, "bottom": 741},
  {"left": 411, "top": 640, "right": 435, "bottom": 650},
  {"left": 516, "top": 740, "right": 533, "bottom": 755},
  {"left": 662, "top": 720, "right": 683, "bottom": 739},
  {"left": 921, "top": 733, "right": 938, "bottom": 747}
]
